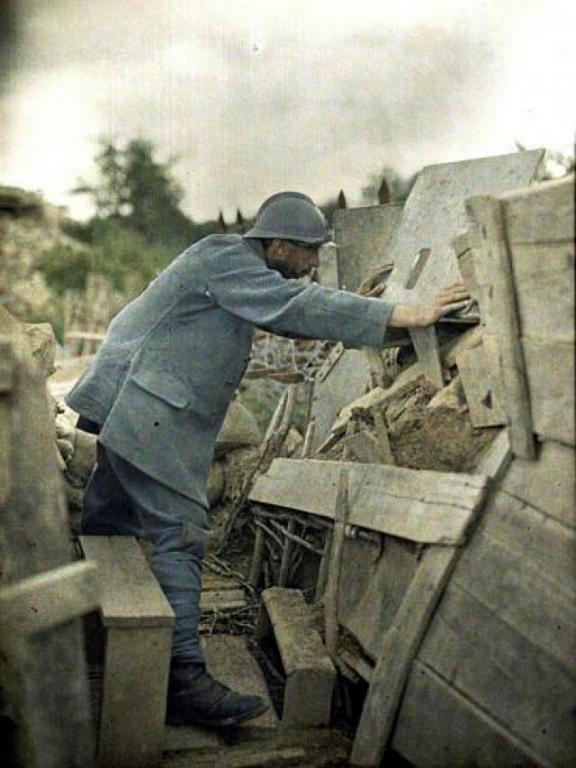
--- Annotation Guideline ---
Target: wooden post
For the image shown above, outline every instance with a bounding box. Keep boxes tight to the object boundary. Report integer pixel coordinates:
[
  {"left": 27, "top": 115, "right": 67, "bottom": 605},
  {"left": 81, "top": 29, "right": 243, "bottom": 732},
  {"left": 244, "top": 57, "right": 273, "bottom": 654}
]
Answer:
[
  {"left": 278, "top": 519, "right": 296, "bottom": 586},
  {"left": 324, "top": 468, "right": 350, "bottom": 657}
]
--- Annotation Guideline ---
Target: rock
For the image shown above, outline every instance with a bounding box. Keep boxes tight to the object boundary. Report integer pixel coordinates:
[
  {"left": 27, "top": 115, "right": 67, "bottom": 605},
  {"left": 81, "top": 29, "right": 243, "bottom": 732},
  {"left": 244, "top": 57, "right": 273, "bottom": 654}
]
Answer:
[{"left": 215, "top": 398, "right": 262, "bottom": 455}]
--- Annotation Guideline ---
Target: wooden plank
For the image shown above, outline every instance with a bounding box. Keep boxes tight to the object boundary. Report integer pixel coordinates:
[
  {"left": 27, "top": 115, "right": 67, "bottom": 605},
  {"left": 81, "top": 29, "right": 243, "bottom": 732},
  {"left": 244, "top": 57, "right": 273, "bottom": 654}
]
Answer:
[
  {"left": 500, "top": 440, "right": 575, "bottom": 528},
  {"left": 334, "top": 203, "right": 402, "bottom": 292},
  {"left": 203, "top": 635, "right": 279, "bottom": 730},
  {"left": 515, "top": 260, "right": 575, "bottom": 342},
  {"left": 259, "top": 589, "right": 335, "bottom": 727},
  {"left": 466, "top": 195, "right": 536, "bottom": 458},
  {"left": 200, "top": 589, "right": 246, "bottom": 613},
  {"left": 523, "top": 337, "right": 574, "bottom": 446},
  {"left": 456, "top": 339, "right": 506, "bottom": 427},
  {"left": 479, "top": 489, "right": 575, "bottom": 591},
  {"left": 80, "top": 536, "right": 175, "bottom": 628},
  {"left": 309, "top": 348, "right": 372, "bottom": 453},
  {"left": 383, "top": 149, "right": 543, "bottom": 305},
  {"left": 471, "top": 428, "right": 511, "bottom": 481},
  {"left": 0, "top": 561, "right": 100, "bottom": 638},
  {"left": 324, "top": 469, "right": 350, "bottom": 657},
  {"left": 453, "top": 532, "right": 576, "bottom": 672},
  {"left": 338, "top": 536, "right": 420, "bottom": 661},
  {"left": 351, "top": 545, "right": 461, "bottom": 766},
  {"left": 392, "top": 661, "right": 545, "bottom": 768},
  {"left": 251, "top": 459, "right": 489, "bottom": 545},
  {"left": 501, "top": 176, "right": 574, "bottom": 244},
  {"left": 99, "top": 627, "right": 172, "bottom": 768},
  {"left": 408, "top": 326, "right": 444, "bottom": 389},
  {"left": 419, "top": 582, "right": 576, "bottom": 766}
]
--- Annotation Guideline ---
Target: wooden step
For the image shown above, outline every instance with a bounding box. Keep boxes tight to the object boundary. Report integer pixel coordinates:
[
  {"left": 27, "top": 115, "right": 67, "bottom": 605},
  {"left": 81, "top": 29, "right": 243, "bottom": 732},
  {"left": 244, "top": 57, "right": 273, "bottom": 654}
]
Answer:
[
  {"left": 257, "top": 588, "right": 336, "bottom": 727},
  {"left": 80, "top": 535, "right": 175, "bottom": 768}
]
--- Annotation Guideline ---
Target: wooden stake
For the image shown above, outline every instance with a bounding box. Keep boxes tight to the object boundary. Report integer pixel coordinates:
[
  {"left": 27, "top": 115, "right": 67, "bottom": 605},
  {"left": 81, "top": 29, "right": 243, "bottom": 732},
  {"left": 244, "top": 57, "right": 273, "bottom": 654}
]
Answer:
[{"left": 324, "top": 468, "right": 350, "bottom": 657}]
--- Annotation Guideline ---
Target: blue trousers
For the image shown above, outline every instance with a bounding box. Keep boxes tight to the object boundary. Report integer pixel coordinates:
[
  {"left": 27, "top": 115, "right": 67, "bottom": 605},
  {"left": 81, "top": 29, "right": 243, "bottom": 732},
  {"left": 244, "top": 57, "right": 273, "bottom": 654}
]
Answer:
[{"left": 82, "top": 443, "right": 210, "bottom": 666}]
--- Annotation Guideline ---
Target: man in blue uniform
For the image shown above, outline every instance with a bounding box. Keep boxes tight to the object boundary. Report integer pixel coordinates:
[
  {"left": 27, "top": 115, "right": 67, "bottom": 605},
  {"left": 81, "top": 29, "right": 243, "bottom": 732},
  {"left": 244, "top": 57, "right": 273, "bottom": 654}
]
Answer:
[{"left": 67, "top": 192, "right": 468, "bottom": 727}]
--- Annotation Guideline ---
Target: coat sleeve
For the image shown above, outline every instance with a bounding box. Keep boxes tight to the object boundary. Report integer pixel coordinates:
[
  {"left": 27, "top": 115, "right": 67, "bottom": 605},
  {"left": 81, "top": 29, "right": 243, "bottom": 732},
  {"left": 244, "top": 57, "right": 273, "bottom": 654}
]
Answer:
[{"left": 206, "top": 247, "right": 394, "bottom": 348}]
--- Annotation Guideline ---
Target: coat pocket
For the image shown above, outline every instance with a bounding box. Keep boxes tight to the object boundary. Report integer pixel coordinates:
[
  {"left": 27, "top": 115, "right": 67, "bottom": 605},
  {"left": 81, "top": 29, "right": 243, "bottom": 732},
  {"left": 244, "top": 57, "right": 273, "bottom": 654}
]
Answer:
[{"left": 130, "top": 366, "right": 190, "bottom": 409}]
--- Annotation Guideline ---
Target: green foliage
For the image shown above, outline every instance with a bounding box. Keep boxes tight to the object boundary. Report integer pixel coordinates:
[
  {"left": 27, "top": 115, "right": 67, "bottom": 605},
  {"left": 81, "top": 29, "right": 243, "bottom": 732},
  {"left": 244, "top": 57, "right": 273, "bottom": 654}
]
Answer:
[
  {"left": 74, "top": 137, "right": 195, "bottom": 248},
  {"left": 361, "top": 166, "right": 417, "bottom": 205},
  {"left": 39, "top": 220, "right": 175, "bottom": 296}
]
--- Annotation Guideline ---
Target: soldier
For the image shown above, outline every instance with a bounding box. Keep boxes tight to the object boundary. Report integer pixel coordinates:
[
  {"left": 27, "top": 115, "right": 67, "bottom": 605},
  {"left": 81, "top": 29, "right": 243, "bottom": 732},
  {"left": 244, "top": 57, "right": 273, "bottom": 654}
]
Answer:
[{"left": 67, "top": 191, "right": 468, "bottom": 727}]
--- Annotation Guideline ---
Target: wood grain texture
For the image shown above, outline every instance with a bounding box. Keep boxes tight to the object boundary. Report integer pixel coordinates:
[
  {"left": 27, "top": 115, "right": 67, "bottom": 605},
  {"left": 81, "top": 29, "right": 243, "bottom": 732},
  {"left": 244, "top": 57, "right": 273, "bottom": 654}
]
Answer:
[
  {"left": 260, "top": 588, "right": 335, "bottom": 726},
  {"left": 334, "top": 203, "right": 402, "bottom": 292},
  {"left": 351, "top": 545, "right": 461, "bottom": 766},
  {"left": 98, "top": 627, "right": 173, "bottom": 768},
  {"left": 383, "top": 149, "right": 543, "bottom": 304},
  {"left": 466, "top": 195, "right": 535, "bottom": 458},
  {"left": 419, "top": 581, "right": 576, "bottom": 766},
  {"left": 80, "top": 536, "right": 174, "bottom": 628},
  {"left": 501, "top": 176, "right": 574, "bottom": 244},
  {"left": 0, "top": 561, "right": 100, "bottom": 638},
  {"left": 408, "top": 326, "right": 444, "bottom": 389},
  {"left": 456, "top": 339, "right": 506, "bottom": 427},
  {"left": 500, "top": 440, "right": 575, "bottom": 528},
  {"left": 251, "top": 459, "right": 489, "bottom": 545},
  {"left": 392, "top": 661, "right": 545, "bottom": 768}
]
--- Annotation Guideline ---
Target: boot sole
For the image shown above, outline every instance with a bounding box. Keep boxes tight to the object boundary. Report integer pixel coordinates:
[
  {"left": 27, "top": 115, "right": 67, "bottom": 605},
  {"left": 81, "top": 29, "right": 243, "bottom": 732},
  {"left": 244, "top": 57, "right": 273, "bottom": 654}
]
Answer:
[{"left": 167, "top": 700, "right": 270, "bottom": 729}]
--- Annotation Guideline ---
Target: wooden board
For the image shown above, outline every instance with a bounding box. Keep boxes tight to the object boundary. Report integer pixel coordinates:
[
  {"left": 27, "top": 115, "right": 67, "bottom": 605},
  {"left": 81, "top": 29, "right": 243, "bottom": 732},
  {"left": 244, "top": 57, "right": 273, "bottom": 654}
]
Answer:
[
  {"left": 456, "top": 337, "right": 506, "bottom": 427},
  {"left": 452, "top": 532, "right": 575, "bottom": 673},
  {"left": 99, "top": 626, "right": 173, "bottom": 768},
  {"left": 500, "top": 440, "right": 575, "bottom": 529},
  {"left": 251, "top": 459, "right": 489, "bottom": 545},
  {"left": 419, "top": 582, "right": 576, "bottom": 766},
  {"left": 383, "top": 150, "right": 544, "bottom": 304},
  {"left": 351, "top": 545, "right": 460, "bottom": 766},
  {"left": 338, "top": 537, "right": 420, "bottom": 661},
  {"left": 80, "top": 536, "right": 175, "bottom": 628},
  {"left": 392, "top": 661, "right": 544, "bottom": 768},
  {"left": 501, "top": 176, "right": 574, "bottom": 244},
  {"left": 0, "top": 561, "right": 100, "bottom": 638},
  {"left": 309, "top": 349, "right": 372, "bottom": 453},
  {"left": 334, "top": 203, "right": 402, "bottom": 292},
  {"left": 523, "top": 337, "right": 574, "bottom": 446}
]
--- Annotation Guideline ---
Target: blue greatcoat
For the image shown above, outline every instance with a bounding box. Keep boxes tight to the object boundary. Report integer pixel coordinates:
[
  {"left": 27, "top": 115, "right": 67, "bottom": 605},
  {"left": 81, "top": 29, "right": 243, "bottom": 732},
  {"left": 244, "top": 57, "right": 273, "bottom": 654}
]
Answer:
[{"left": 66, "top": 235, "right": 393, "bottom": 509}]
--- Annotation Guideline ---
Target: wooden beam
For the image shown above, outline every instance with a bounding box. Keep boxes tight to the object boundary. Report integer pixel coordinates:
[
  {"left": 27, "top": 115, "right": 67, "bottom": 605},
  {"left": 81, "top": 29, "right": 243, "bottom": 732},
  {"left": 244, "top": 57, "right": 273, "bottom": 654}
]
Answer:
[
  {"left": 0, "top": 561, "right": 100, "bottom": 639},
  {"left": 351, "top": 545, "right": 462, "bottom": 766},
  {"left": 408, "top": 326, "right": 444, "bottom": 389},
  {"left": 251, "top": 459, "right": 489, "bottom": 545}
]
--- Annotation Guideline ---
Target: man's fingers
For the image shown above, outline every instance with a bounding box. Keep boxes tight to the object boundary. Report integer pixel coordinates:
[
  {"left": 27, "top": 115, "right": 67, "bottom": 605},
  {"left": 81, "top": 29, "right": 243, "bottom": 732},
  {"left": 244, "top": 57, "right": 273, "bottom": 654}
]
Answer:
[{"left": 437, "top": 299, "right": 470, "bottom": 316}]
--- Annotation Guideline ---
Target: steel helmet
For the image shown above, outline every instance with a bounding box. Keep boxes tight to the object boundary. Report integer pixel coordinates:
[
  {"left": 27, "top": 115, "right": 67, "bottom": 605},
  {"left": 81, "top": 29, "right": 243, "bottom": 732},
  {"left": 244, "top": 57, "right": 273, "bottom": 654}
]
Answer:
[{"left": 244, "top": 191, "right": 331, "bottom": 245}]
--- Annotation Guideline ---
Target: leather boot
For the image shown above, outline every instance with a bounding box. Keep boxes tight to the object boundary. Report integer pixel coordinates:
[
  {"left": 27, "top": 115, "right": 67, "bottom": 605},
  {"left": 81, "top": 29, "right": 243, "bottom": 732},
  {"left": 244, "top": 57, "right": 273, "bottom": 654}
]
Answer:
[{"left": 166, "top": 662, "right": 268, "bottom": 728}]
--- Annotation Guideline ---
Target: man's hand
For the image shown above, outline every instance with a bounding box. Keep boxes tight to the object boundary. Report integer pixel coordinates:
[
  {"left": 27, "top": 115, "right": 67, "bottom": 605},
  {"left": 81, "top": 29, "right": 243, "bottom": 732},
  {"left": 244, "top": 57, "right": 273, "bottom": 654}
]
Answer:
[{"left": 389, "top": 282, "right": 470, "bottom": 328}]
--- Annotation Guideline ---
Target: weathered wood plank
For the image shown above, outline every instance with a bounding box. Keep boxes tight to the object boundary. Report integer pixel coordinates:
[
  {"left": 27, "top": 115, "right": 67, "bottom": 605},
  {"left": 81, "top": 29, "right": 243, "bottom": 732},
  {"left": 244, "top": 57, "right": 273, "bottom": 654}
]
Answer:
[
  {"left": 466, "top": 195, "right": 535, "bottom": 458},
  {"left": 479, "top": 489, "right": 575, "bottom": 590},
  {"left": 501, "top": 176, "right": 574, "bottom": 244},
  {"left": 99, "top": 626, "right": 173, "bottom": 768},
  {"left": 523, "top": 337, "right": 574, "bottom": 446},
  {"left": 500, "top": 440, "right": 575, "bottom": 528},
  {"left": 408, "top": 326, "right": 444, "bottom": 389},
  {"left": 338, "top": 536, "right": 420, "bottom": 661},
  {"left": 0, "top": 561, "right": 100, "bottom": 638},
  {"left": 200, "top": 589, "right": 246, "bottom": 613},
  {"left": 453, "top": 532, "right": 575, "bottom": 672},
  {"left": 419, "top": 582, "right": 576, "bottom": 766},
  {"left": 383, "top": 149, "right": 544, "bottom": 304},
  {"left": 351, "top": 545, "right": 461, "bottom": 766},
  {"left": 258, "top": 588, "right": 335, "bottom": 727},
  {"left": 80, "top": 536, "right": 174, "bottom": 628},
  {"left": 456, "top": 339, "right": 506, "bottom": 427},
  {"left": 251, "top": 459, "right": 489, "bottom": 545},
  {"left": 515, "top": 260, "right": 575, "bottom": 342},
  {"left": 392, "top": 660, "right": 545, "bottom": 768},
  {"left": 334, "top": 203, "right": 402, "bottom": 292}
]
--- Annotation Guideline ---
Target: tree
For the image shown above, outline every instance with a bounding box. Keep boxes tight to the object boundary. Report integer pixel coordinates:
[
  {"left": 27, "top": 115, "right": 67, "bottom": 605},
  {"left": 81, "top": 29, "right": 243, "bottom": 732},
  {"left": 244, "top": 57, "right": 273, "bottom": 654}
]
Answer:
[{"left": 74, "top": 138, "right": 195, "bottom": 247}]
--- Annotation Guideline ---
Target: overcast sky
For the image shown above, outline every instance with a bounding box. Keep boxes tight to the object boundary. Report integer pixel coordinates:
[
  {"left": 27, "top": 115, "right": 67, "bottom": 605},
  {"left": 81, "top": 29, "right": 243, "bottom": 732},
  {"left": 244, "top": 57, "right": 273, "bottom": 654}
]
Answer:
[{"left": 1, "top": 0, "right": 574, "bottom": 221}]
